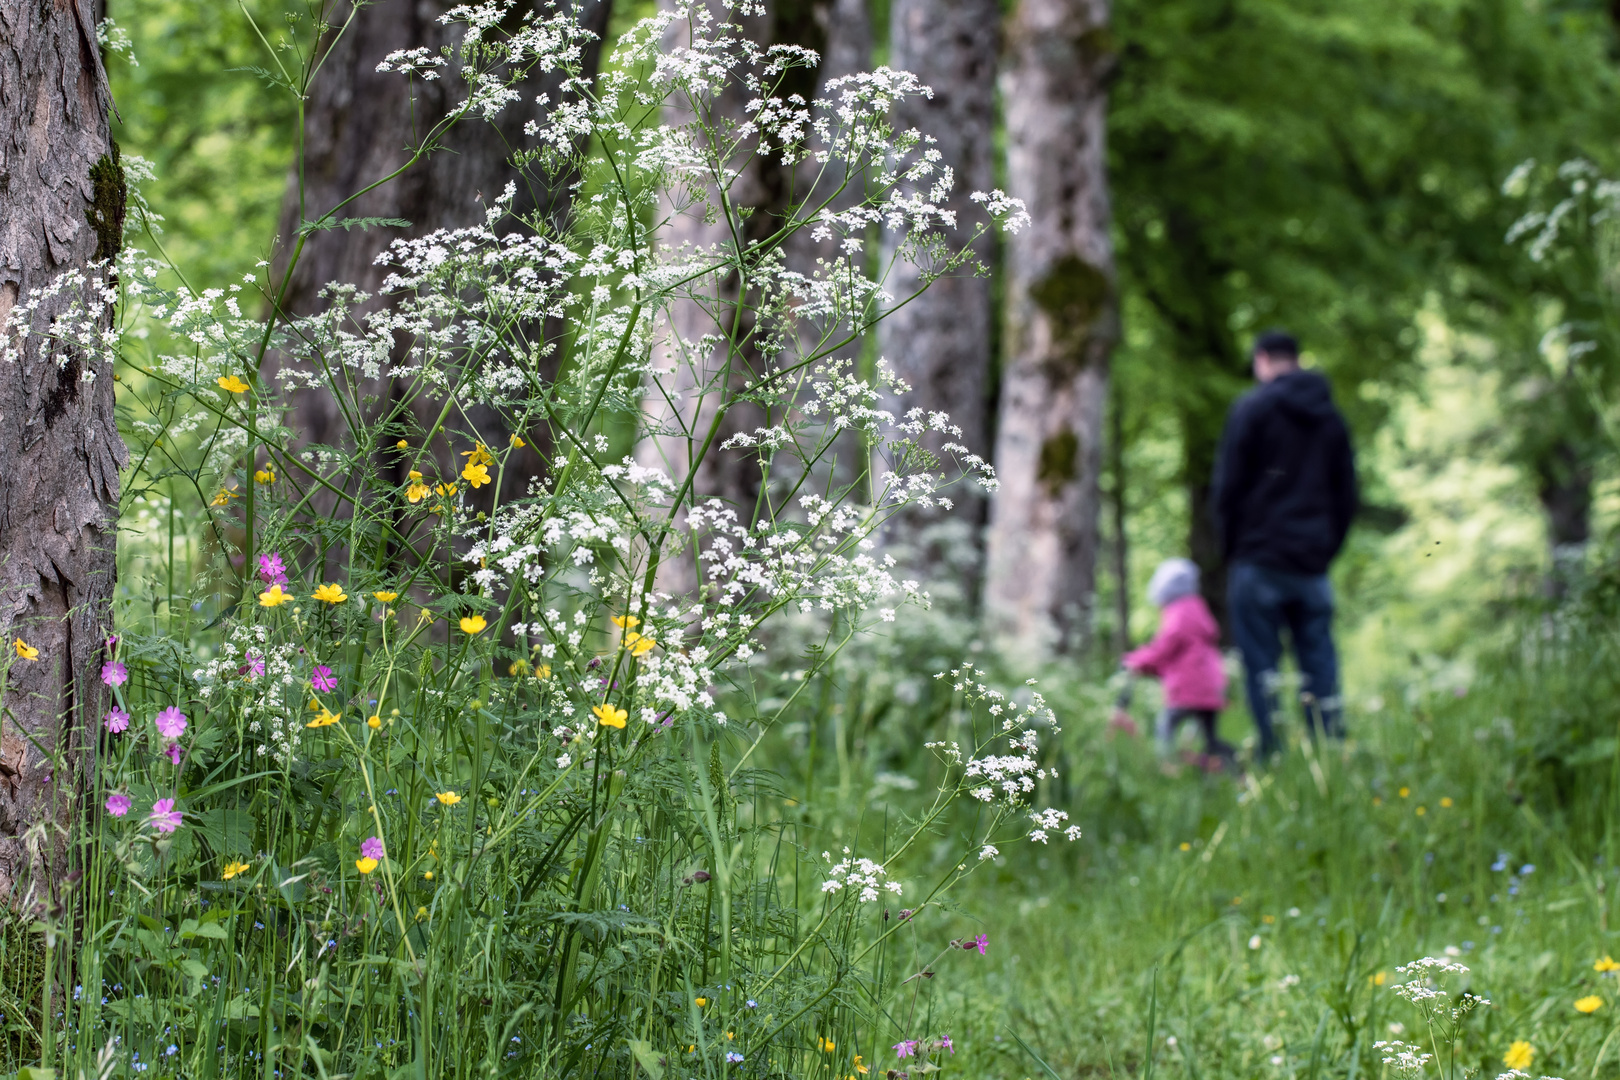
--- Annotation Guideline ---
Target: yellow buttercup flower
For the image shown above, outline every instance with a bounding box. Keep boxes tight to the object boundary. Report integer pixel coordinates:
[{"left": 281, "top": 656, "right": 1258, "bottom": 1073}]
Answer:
[
  {"left": 396, "top": 439, "right": 409, "bottom": 450},
  {"left": 356, "top": 857, "right": 379, "bottom": 875},
  {"left": 373, "top": 591, "right": 399, "bottom": 603},
  {"left": 1503, "top": 1041, "right": 1534, "bottom": 1071},
  {"left": 509, "top": 434, "right": 525, "bottom": 448},
  {"left": 1440, "top": 796, "right": 1453, "bottom": 808},
  {"left": 537, "top": 663, "right": 551, "bottom": 679},
  {"left": 1596, "top": 956, "right": 1620, "bottom": 973},
  {"left": 1576, "top": 995, "right": 1604, "bottom": 1014},
  {"left": 13, "top": 639, "right": 38, "bottom": 660},
  {"left": 436, "top": 791, "right": 462, "bottom": 806},
  {"left": 461, "top": 461, "right": 491, "bottom": 488},
  {"left": 624, "top": 631, "right": 656, "bottom": 657},
  {"left": 210, "top": 486, "right": 238, "bottom": 506},
  {"left": 254, "top": 466, "right": 275, "bottom": 484},
  {"left": 367, "top": 714, "right": 382, "bottom": 729},
  {"left": 423, "top": 870, "right": 434, "bottom": 881},
  {"left": 312, "top": 583, "right": 348, "bottom": 604},
  {"left": 853, "top": 1054, "right": 868, "bottom": 1075},
  {"left": 612, "top": 615, "right": 640, "bottom": 630},
  {"left": 693, "top": 997, "right": 707, "bottom": 1008},
  {"left": 217, "top": 374, "right": 250, "bottom": 394},
  {"left": 594, "top": 703, "right": 628, "bottom": 729},
  {"left": 461, "top": 443, "right": 493, "bottom": 467},
  {"left": 406, "top": 480, "right": 431, "bottom": 504},
  {"left": 1398, "top": 786, "right": 1410, "bottom": 798},
  {"left": 460, "top": 615, "right": 487, "bottom": 635},
  {"left": 1372, "top": 970, "right": 1387, "bottom": 987},
  {"left": 307, "top": 707, "right": 341, "bottom": 728},
  {"left": 817, "top": 1037, "right": 835, "bottom": 1052},
  {"left": 222, "top": 860, "right": 251, "bottom": 881},
  {"left": 435, "top": 482, "right": 458, "bottom": 497}
]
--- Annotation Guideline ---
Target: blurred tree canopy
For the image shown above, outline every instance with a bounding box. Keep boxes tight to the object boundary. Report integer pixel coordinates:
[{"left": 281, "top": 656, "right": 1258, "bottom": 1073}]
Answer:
[
  {"left": 1108, "top": 0, "right": 1620, "bottom": 626},
  {"left": 107, "top": 0, "right": 303, "bottom": 282}
]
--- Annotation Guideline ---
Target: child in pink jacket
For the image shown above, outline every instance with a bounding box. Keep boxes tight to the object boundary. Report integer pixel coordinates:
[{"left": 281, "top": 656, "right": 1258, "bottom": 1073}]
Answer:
[{"left": 1122, "top": 558, "right": 1233, "bottom": 763}]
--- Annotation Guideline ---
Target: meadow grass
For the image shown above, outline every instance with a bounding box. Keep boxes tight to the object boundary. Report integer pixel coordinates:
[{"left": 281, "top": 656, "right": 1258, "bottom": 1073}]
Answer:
[{"left": 913, "top": 661, "right": 1620, "bottom": 1080}]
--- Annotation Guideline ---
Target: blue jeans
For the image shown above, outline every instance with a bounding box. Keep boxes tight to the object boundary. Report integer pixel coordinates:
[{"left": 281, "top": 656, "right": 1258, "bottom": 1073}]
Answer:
[{"left": 1227, "top": 562, "right": 1343, "bottom": 758}]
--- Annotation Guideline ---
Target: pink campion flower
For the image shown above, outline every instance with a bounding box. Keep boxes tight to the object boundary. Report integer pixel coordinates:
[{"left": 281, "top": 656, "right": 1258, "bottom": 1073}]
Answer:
[
  {"left": 101, "top": 660, "right": 127, "bottom": 687},
  {"left": 311, "top": 665, "right": 337, "bottom": 693},
  {"left": 104, "top": 707, "right": 130, "bottom": 733},
  {"left": 970, "top": 934, "right": 988, "bottom": 955},
  {"left": 258, "top": 552, "right": 289, "bottom": 586},
  {"left": 105, "top": 792, "right": 131, "bottom": 817},
  {"left": 242, "top": 652, "right": 265, "bottom": 679},
  {"left": 154, "top": 706, "right": 187, "bottom": 739},
  {"left": 164, "top": 742, "right": 184, "bottom": 766},
  {"left": 893, "top": 1041, "right": 919, "bottom": 1060},
  {"left": 938, "top": 1036, "right": 954, "bottom": 1055},
  {"left": 360, "top": 836, "right": 385, "bottom": 861},
  {"left": 148, "top": 798, "right": 183, "bottom": 833},
  {"left": 105, "top": 634, "right": 118, "bottom": 651}
]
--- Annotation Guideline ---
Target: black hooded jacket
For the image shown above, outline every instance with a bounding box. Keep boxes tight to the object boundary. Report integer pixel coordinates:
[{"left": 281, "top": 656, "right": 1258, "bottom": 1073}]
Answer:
[{"left": 1211, "top": 369, "right": 1358, "bottom": 576}]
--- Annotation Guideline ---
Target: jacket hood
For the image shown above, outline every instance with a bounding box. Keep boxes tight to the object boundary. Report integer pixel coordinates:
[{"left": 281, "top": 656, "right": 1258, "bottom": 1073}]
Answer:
[{"left": 1262, "top": 369, "right": 1339, "bottom": 422}]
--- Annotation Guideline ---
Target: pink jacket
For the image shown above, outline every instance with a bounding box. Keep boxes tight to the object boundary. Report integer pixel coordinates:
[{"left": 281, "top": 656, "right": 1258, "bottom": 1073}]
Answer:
[{"left": 1123, "top": 594, "right": 1227, "bottom": 711}]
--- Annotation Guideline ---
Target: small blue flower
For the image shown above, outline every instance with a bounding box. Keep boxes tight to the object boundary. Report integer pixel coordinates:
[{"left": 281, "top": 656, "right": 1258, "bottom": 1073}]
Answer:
[{"left": 726, "top": 1052, "right": 744, "bottom": 1063}]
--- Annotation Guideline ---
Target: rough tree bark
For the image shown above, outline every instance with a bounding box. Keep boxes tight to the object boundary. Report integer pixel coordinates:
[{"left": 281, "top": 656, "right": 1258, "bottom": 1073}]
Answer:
[
  {"left": 982, "top": 0, "right": 1117, "bottom": 657},
  {"left": 0, "top": 0, "right": 128, "bottom": 901},
  {"left": 276, "top": 0, "right": 612, "bottom": 494},
  {"left": 874, "top": 0, "right": 998, "bottom": 599}
]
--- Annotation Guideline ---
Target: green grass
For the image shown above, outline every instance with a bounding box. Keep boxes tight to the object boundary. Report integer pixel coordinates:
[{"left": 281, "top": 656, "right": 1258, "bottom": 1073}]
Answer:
[{"left": 912, "top": 670, "right": 1620, "bottom": 1080}]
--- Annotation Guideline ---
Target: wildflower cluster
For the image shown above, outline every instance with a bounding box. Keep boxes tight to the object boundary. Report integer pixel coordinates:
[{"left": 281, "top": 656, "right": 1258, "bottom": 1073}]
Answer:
[{"left": 22, "top": 2, "right": 1057, "bottom": 1076}]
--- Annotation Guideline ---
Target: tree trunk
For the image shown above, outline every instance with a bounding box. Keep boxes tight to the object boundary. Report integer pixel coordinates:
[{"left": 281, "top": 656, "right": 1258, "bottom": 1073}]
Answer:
[
  {"left": 982, "top": 0, "right": 1117, "bottom": 658},
  {"left": 275, "top": 0, "right": 611, "bottom": 493},
  {"left": 0, "top": 0, "right": 127, "bottom": 902},
  {"left": 640, "top": 0, "right": 858, "bottom": 595},
  {"left": 1536, "top": 434, "right": 1592, "bottom": 596},
  {"left": 873, "top": 0, "right": 998, "bottom": 602}
]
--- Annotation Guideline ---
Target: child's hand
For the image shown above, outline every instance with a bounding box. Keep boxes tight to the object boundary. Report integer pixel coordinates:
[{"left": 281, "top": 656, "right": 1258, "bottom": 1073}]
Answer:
[{"left": 1108, "top": 709, "right": 1139, "bottom": 738}]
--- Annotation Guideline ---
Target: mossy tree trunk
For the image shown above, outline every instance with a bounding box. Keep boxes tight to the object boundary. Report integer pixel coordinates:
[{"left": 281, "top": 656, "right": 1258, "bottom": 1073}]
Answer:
[
  {"left": 0, "top": 0, "right": 127, "bottom": 902},
  {"left": 983, "top": 0, "right": 1118, "bottom": 657}
]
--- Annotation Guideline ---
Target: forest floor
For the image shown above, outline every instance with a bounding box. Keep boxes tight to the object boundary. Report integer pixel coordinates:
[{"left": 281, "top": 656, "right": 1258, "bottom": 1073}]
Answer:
[{"left": 919, "top": 680, "right": 1615, "bottom": 1080}]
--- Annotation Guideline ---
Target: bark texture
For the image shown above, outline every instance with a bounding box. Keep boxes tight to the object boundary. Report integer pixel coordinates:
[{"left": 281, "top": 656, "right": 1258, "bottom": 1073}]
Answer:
[
  {"left": 276, "top": 0, "right": 612, "bottom": 494},
  {"left": 874, "top": 0, "right": 998, "bottom": 596},
  {"left": 0, "top": 0, "right": 127, "bottom": 901},
  {"left": 982, "top": 0, "right": 1117, "bottom": 657},
  {"left": 640, "top": 0, "right": 859, "bottom": 594}
]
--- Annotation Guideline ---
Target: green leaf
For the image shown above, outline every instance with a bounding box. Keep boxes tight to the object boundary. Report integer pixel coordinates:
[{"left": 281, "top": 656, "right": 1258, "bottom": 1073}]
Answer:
[
  {"left": 628, "top": 1040, "right": 664, "bottom": 1080},
  {"left": 299, "top": 216, "right": 411, "bottom": 234}
]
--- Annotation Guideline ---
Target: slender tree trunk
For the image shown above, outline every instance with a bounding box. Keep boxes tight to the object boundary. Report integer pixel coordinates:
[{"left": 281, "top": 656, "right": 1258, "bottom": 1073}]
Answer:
[
  {"left": 1108, "top": 379, "right": 1129, "bottom": 652},
  {"left": 275, "top": 0, "right": 611, "bottom": 494},
  {"left": 1537, "top": 434, "right": 1592, "bottom": 596},
  {"left": 982, "top": 0, "right": 1117, "bottom": 657},
  {"left": 0, "top": 0, "right": 128, "bottom": 901},
  {"left": 873, "top": 0, "right": 998, "bottom": 601}
]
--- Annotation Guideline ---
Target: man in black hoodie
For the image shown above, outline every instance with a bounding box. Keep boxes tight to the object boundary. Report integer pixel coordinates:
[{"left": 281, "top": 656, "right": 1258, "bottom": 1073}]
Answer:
[{"left": 1212, "top": 330, "right": 1358, "bottom": 758}]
